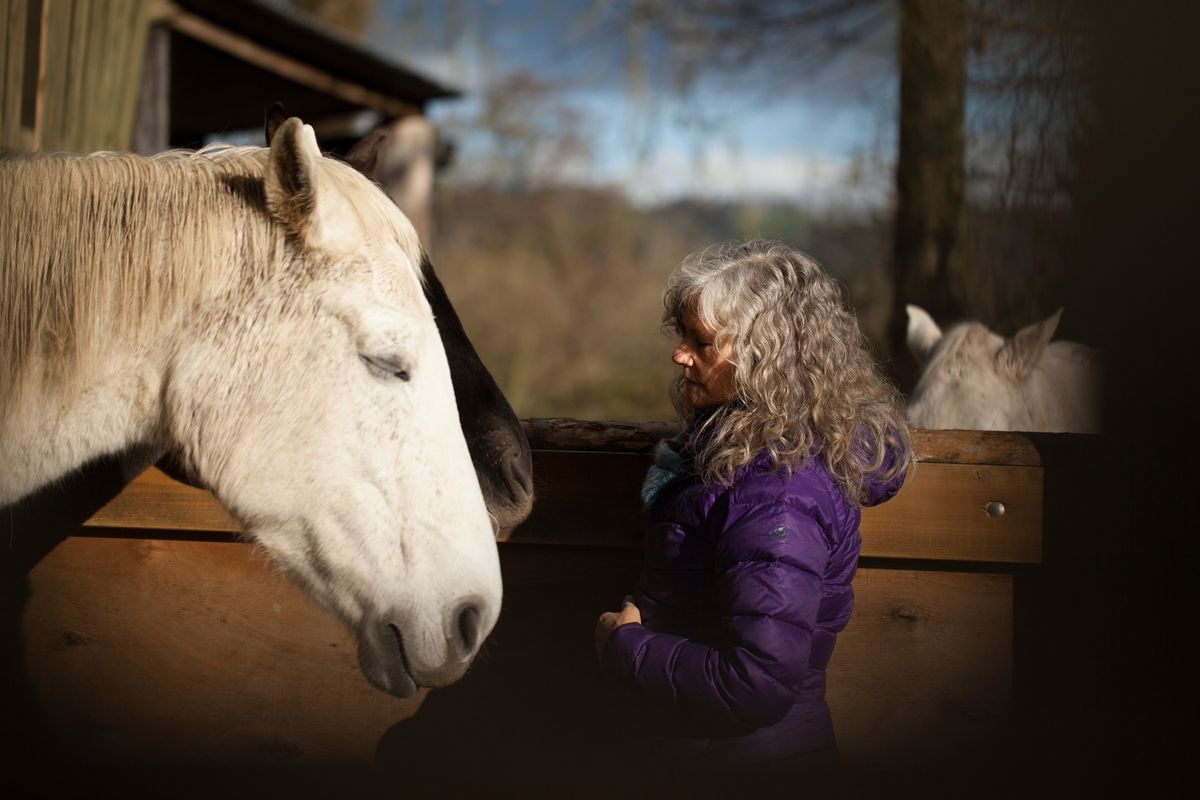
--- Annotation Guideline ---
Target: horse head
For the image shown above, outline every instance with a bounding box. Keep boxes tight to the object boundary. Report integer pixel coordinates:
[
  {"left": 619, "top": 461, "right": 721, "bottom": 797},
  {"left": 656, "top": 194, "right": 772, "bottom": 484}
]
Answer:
[
  {"left": 265, "top": 105, "right": 534, "bottom": 531},
  {"left": 164, "top": 118, "right": 501, "bottom": 696},
  {"left": 905, "top": 304, "right": 1102, "bottom": 432}
]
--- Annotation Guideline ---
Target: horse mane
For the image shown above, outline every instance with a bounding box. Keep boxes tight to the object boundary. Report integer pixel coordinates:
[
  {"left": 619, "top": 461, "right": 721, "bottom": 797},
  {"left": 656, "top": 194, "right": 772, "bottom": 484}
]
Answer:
[
  {"left": 921, "top": 321, "right": 994, "bottom": 377},
  {"left": 0, "top": 145, "right": 420, "bottom": 410}
]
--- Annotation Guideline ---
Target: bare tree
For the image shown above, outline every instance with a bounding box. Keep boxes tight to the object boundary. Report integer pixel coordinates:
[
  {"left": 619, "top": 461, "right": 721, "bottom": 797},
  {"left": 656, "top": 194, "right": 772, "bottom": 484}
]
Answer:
[
  {"left": 585, "top": 0, "right": 1084, "bottom": 386},
  {"left": 889, "top": 0, "right": 967, "bottom": 390}
]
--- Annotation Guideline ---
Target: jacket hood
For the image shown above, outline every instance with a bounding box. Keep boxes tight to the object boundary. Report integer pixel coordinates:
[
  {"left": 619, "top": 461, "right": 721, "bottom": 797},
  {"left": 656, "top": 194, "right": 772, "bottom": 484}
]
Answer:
[{"left": 861, "top": 435, "right": 911, "bottom": 507}]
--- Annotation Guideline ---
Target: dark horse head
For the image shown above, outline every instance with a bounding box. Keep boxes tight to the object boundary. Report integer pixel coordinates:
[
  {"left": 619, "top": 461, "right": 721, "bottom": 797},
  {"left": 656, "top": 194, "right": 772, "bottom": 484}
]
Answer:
[{"left": 265, "top": 106, "right": 534, "bottom": 531}]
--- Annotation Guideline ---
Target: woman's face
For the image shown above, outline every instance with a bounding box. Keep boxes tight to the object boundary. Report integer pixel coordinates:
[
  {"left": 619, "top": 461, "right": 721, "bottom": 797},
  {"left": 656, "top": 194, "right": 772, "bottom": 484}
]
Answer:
[{"left": 672, "top": 299, "right": 736, "bottom": 409}]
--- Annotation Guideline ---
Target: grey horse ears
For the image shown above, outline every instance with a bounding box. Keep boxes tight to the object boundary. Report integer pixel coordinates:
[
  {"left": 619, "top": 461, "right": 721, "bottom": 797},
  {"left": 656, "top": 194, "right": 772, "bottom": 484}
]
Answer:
[
  {"left": 264, "top": 117, "right": 360, "bottom": 253},
  {"left": 266, "top": 101, "right": 388, "bottom": 181},
  {"left": 996, "top": 308, "right": 1064, "bottom": 380},
  {"left": 264, "top": 117, "right": 317, "bottom": 231},
  {"left": 344, "top": 129, "right": 389, "bottom": 179},
  {"left": 906, "top": 304, "right": 942, "bottom": 365}
]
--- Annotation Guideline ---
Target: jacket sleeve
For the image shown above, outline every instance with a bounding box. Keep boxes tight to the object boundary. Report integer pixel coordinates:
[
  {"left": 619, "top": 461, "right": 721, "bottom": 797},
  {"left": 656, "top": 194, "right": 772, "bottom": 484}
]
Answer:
[{"left": 601, "top": 498, "right": 828, "bottom": 730}]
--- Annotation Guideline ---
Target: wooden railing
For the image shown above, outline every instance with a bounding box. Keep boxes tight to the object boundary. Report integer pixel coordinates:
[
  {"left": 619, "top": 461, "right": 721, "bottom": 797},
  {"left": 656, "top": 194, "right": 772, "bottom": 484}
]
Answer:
[{"left": 85, "top": 421, "right": 1043, "bottom": 563}]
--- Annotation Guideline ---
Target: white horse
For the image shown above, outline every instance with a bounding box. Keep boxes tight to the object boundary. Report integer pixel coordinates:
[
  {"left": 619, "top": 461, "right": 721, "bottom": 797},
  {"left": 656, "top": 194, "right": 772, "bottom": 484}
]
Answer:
[
  {"left": 905, "top": 304, "right": 1102, "bottom": 433},
  {"left": 0, "top": 117, "right": 501, "bottom": 698}
]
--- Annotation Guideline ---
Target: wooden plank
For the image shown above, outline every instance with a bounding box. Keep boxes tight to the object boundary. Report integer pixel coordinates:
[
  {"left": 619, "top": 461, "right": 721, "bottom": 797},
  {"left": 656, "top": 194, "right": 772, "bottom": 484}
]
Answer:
[
  {"left": 910, "top": 427, "right": 1040, "bottom": 467},
  {"left": 22, "top": 536, "right": 1012, "bottom": 768},
  {"left": 507, "top": 451, "right": 649, "bottom": 548},
  {"left": 1, "top": 0, "right": 28, "bottom": 150},
  {"left": 87, "top": 466, "right": 239, "bottom": 533},
  {"left": 829, "top": 569, "right": 1013, "bottom": 766},
  {"left": 521, "top": 418, "right": 1042, "bottom": 466},
  {"left": 23, "top": 536, "right": 421, "bottom": 763},
  {"left": 522, "top": 417, "right": 679, "bottom": 454},
  {"left": 861, "top": 461, "right": 1042, "bottom": 563},
  {"left": 511, "top": 452, "right": 1042, "bottom": 563},
  {"left": 131, "top": 22, "right": 169, "bottom": 154},
  {"left": 379, "top": 547, "right": 1015, "bottom": 777},
  {"left": 85, "top": 450, "right": 1042, "bottom": 564},
  {"left": 30, "top": 0, "right": 148, "bottom": 153}
]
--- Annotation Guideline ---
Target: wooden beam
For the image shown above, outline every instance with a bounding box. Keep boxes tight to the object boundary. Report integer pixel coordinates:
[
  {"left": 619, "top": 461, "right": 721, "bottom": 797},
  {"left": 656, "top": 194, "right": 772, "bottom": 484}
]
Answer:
[
  {"left": 86, "top": 465, "right": 238, "bottom": 534},
  {"left": 521, "top": 418, "right": 1042, "bottom": 466},
  {"left": 506, "top": 451, "right": 1041, "bottom": 563},
  {"left": 162, "top": 7, "right": 416, "bottom": 119}
]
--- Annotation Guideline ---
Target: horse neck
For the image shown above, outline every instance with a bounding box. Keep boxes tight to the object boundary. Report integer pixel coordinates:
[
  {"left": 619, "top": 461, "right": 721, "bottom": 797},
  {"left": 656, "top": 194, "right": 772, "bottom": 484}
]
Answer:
[
  {"left": 0, "top": 341, "right": 167, "bottom": 506},
  {"left": 0, "top": 153, "right": 285, "bottom": 506}
]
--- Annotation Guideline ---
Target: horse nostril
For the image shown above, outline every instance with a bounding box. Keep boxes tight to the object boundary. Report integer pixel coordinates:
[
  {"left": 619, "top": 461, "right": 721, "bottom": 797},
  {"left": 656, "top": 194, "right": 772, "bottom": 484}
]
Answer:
[
  {"left": 500, "top": 446, "right": 533, "bottom": 501},
  {"left": 456, "top": 604, "right": 482, "bottom": 655}
]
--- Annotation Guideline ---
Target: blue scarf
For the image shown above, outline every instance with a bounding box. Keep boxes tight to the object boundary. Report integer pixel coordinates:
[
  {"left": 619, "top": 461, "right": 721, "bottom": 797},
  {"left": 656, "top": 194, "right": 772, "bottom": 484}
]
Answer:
[{"left": 640, "top": 432, "right": 694, "bottom": 511}]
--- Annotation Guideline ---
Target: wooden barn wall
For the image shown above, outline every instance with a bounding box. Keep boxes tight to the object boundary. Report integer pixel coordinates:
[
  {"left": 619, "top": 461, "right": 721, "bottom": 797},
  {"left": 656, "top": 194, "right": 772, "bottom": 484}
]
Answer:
[
  {"left": 1, "top": 0, "right": 150, "bottom": 153},
  {"left": 2, "top": 1, "right": 25, "bottom": 148}
]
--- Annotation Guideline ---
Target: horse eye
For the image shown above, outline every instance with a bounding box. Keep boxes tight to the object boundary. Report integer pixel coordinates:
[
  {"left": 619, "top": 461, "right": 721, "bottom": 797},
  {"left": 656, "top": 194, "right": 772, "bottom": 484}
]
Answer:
[{"left": 361, "top": 355, "right": 412, "bottom": 382}]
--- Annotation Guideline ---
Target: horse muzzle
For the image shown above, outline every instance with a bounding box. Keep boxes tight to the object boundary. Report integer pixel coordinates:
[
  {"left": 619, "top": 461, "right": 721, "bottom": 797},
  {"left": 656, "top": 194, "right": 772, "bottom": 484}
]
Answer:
[{"left": 356, "top": 600, "right": 491, "bottom": 698}]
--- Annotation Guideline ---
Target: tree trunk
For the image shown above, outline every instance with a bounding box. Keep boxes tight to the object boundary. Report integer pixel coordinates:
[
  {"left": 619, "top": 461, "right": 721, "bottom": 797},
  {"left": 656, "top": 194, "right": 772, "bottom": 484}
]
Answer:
[{"left": 890, "top": 0, "right": 968, "bottom": 392}]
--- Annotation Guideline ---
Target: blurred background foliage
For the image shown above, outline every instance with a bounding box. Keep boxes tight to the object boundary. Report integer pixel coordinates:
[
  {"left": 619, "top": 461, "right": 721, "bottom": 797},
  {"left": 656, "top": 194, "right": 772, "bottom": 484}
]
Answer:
[{"left": 289, "top": 0, "right": 1087, "bottom": 421}]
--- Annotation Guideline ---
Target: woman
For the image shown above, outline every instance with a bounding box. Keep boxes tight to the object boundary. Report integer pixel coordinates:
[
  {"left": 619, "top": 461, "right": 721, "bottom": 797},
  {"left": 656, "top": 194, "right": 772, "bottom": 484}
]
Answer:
[{"left": 595, "top": 240, "right": 911, "bottom": 773}]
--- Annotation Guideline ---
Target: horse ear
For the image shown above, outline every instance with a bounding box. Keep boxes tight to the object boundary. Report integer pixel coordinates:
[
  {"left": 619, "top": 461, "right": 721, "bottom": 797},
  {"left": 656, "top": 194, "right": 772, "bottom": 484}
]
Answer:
[
  {"left": 906, "top": 304, "right": 942, "bottom": 364},
  {"left": 996, "top": 308, "right": 1063, "bottom": 379},
  {"left": 265, "top": 116, "right": 320, "bottom": 238},
  {"left": 344, "top": 128, "right": 389, "bottom": 179},
  {"left": 264, "top": 102, "right": 287, "bottom": 146}
]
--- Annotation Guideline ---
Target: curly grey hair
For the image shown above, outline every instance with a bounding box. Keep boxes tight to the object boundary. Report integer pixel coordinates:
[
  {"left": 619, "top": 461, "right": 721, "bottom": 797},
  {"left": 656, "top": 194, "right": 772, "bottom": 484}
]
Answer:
[{"left": 664, "top": 240, "right": 910, "bottom": 506}]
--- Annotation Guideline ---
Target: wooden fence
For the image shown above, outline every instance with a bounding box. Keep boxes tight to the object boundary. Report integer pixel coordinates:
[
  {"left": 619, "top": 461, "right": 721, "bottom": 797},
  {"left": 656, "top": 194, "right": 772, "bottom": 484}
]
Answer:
[{"left": 14, "top": 420, "right": 1047, "bottom": 776}]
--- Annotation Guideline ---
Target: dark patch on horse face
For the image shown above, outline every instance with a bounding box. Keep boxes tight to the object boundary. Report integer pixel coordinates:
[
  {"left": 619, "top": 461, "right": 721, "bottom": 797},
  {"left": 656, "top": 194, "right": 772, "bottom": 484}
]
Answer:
[
  {"left": 420, "top": 255, "right": 534, "bottom": 527},
  {"left": 261, "top": 101, "right": 534, "bottom": 528}
]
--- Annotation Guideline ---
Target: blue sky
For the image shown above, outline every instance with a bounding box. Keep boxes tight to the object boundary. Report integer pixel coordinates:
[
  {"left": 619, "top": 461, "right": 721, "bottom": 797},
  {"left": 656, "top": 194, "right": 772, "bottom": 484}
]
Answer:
[{"left": 365, "top": 0, "right": 899, "bottom": 210}]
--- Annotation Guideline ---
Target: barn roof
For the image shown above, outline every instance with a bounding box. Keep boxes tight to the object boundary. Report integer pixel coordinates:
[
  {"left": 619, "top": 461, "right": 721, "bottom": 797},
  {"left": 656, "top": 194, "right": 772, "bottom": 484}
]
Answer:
[
  {"left": 160, "top": 0, "right": 458, "bottom": 146},
  {"left": 175, "top": 0, "right": 458, "bottom": 103}
]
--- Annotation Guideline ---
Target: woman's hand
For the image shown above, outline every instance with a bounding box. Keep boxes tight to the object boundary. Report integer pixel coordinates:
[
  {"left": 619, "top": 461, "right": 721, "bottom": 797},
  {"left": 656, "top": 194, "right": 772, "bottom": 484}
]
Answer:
[{"left": 594, "top": 597, "right": 641, "bottom": 660}]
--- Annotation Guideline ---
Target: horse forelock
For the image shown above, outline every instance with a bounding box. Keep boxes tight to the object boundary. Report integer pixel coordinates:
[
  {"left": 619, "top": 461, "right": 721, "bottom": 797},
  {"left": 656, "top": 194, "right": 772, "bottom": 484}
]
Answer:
[
  {"left": 921, "top": 322, "right": 998, "bottom": 380},
  {"left": 908, "top": 321, "right": 1008, "bottom": 429},
  {"left": 320, "top": 155, "right": 424, "bottom": 265},
  {"left": 0, "top": 145, "right": 423, "bottom": 410}
]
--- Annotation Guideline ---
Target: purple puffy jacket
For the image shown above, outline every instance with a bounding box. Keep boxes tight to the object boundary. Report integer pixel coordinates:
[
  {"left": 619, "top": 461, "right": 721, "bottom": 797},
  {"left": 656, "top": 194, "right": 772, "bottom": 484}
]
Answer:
[{"left": 602, "top": 445, "right": 909, "bottom": 766}]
